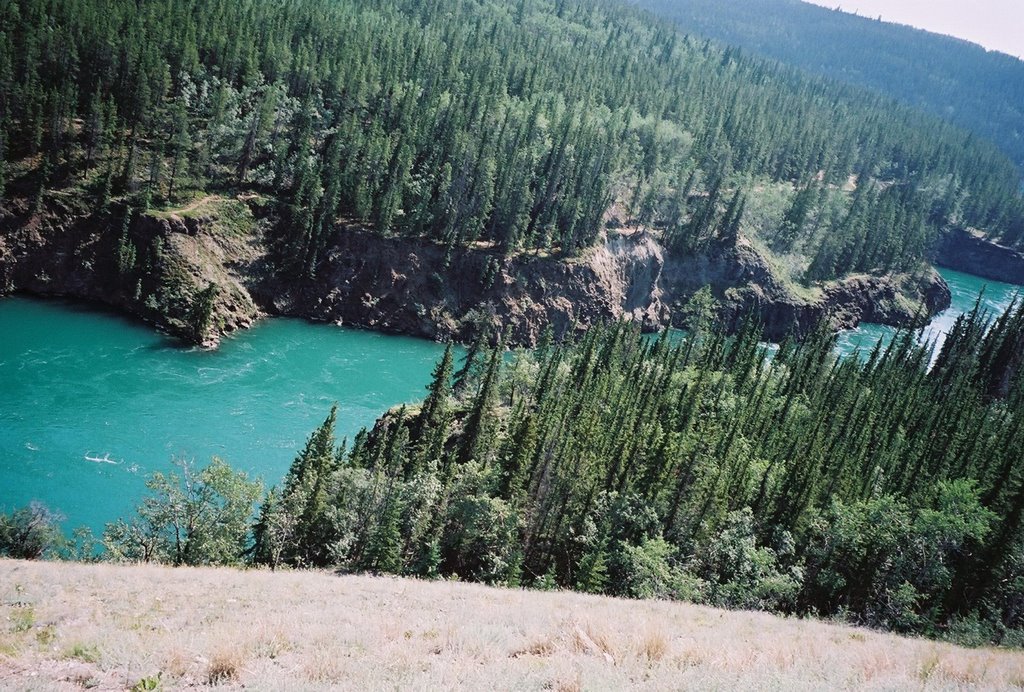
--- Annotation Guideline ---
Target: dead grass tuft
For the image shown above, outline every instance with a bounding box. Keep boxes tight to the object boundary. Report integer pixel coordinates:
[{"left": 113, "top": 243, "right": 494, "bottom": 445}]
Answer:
[
  {"left": 161, "top": 646, "right": 192, "bottom": 679},
  {"left": 250, "top": 625, "right": 290, "bottom": 660},
  {"left": 205, "top": 646, "right": 244, "bottom": 685},
  {"left": 510, "top": 636, "right": 556, "bottom": 658},
  {"left": 675, "top": 642, "right": 707, "bottom": 668},
  {"left": 937, "top": 656, "right": 986, "bottom": 685},
  {"left": 635, "top": 623, "right": 669, "bottom": 662},
  {"left": 918, "top": 651, "right": 941, "bottom": 681},
  {"left": 569, "top": 620, "right": 616, "bottom": 664},
  {"left": 303, "top": 647, "right": 345, "bottom": 684}
]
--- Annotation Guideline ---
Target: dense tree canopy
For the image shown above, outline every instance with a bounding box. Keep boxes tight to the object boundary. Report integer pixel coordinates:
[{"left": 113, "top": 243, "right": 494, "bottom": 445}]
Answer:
[
  {"left": 634, "top": 0, "right": 1024, "bottom": 174},
  {"left": 255, "top": 303, "right": 1024, "bottom": 645},
  {"left": 1, "top": 0, "right": 1022, "bottom": 287}
]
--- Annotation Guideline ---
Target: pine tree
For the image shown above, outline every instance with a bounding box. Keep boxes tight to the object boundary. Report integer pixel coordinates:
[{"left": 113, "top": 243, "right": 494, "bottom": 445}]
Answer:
[
  {"left": 166, "top": 97, "right": 191, "bottom": 201},
  {"left": 116, "top": 211, "right": 137, "bottom": 277},
  {"left": 459, "top": 343, "right": 502, "bottom": 464},
  {"left": 0, "top": 123, "right": 8, "bottom": 201},
  {"left": 419, "top": 343, "right": 454, "bottom": 435},
  {"left": 363, "top": 497, "right": 403, "bottom": 574},
  {"left": 453, "top": 327, "right": 490, "bottom": 397},
  {"left": 274, "top": 405, "right": 341, "bottom": 566},
  {"left": 495, "top": 411, "right": 537, "bottom": 500},
  {"left": 285, "top": 406, "right": 338, "bottom": 493},
  {"left": 575, "top": 540, "right": 610, "bottom": 594},
  {"left": 187, "top": 282, "right": 219, "bottom": 344},
  {"left": 251, "top": 487, "right": 288, "bottom": 569}
]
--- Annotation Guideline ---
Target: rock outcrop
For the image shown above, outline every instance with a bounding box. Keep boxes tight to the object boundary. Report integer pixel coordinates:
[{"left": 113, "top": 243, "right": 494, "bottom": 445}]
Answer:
[
  {"left": 0, "top": 195, "right": 950, "bottom": 347},
  {"left": 708, "top": 244, "right": 950, "bottom": 341},
  {"left": 934, "top": 227, "right": 1024, "bottom": 286},
  {"left": 265, "top": 226, "right": 672, "bottom": 345},
  {"left": 0, "top": 196, "right": 264, "bottom": 347}
]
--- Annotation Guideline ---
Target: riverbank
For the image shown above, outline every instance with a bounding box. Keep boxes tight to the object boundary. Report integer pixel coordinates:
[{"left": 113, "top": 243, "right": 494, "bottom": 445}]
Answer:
[
  {"left": 0, "top": 193, "right": 950, "bottom": 348},
  {"left": 2, "top": 559, "right": 1021, "bottom": 690},
  {"left": 0, "top": 261, "right": 1000, "bottom": 534},
  {"left": 836, "top": 266, "right": 1024, "bottom": 357},
  {"left": 0, "top": 296, "right": 454, "bottom": 534},
  {"left": 934, "top": 228, "right": 1024, "bottom": 286}
]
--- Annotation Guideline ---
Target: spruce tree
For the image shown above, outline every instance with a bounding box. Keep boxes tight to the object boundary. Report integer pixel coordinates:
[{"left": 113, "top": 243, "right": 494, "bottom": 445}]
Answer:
[{"left": 363, "top": 498, "right": 403, "bottom": 574}]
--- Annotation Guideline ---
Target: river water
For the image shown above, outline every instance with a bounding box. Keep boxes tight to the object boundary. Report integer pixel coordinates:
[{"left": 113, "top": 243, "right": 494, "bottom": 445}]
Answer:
[
  {"left": 0, "top": 266, "right": 1020, "bottom": 534},
  {"left": 835, "top": 268, "right": 1022, "bottom": 358},
  {"left": 0, "top": 299, "right": 455, "bottom": 534}
]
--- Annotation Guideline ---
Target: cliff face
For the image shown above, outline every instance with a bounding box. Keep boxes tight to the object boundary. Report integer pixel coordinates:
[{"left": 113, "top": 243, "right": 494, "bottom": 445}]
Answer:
[
  {"left": 654, "top": 238, "right": 950, "bottom": 341},
  {"left": 710, "top": 246, "right": 950, "bottom": 341},
  {"left": 934, "top": 228, "right": 1024, "bottom": 286},
  {"left": 0, "top": 196, "right": 950, "bottom": 346},
  {"left": 0, "top": 196, "right": 264, "bottom": 346},
  {"left": 266, "top": 227, "right": 672, "bottom": 345}
]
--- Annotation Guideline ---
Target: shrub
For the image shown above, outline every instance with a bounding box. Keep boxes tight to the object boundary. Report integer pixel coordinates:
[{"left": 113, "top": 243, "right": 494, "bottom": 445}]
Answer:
[
  {"left": 693, "top": 508, "right": 802, "bottom": 612},
  {"left": 617, "top": 536, "right": 704, "bottom": 601},
  {"left": 0, "top": 502, "right": 64, "bottom": 559}
]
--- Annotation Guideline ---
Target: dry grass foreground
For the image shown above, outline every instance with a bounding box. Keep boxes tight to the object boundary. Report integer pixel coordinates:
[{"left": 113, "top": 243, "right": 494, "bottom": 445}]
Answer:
[{"left": 1, "top": 560, "right": 1023, "bottom": 691}]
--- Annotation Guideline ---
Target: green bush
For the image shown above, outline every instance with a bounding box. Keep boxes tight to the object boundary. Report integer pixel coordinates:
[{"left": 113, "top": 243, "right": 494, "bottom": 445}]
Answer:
[
  {"left": 618, "top": 537, "right": 705, "bottom": 601},
  {"left": 693, "top": 508, "right": 801, "bottom": 612}
]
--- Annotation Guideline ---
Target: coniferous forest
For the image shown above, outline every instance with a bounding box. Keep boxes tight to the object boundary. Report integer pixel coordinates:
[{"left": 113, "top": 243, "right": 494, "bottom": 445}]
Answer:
[
  {"left": 1, "top": 0, "right": 1023, "bottom": 287},
  {"left": 74, "top": 304, "right": 1024, "bottom": 646},
  {"left": 3, "top": 0, "right": 1024, "bottom": 651},
  {"left": 634, "top": 0, "right": 1024, "bottom": 172}
]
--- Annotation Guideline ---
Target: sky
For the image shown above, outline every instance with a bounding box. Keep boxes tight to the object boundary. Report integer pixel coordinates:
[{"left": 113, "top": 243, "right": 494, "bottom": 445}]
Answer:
[{"left": 802, "top": 0, "right": 1024, "bottom": 59}]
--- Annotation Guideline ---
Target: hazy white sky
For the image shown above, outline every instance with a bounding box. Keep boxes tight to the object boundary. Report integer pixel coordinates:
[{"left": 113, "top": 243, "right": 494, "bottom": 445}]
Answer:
[{"left": 803, "top": 0, "right": 1024, "bottom": 59}]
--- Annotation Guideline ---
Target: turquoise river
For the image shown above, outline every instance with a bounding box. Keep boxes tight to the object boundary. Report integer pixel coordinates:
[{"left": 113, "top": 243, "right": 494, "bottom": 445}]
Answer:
[{"left": 0, "top": 266, "right": 1020, "bottom": 534}]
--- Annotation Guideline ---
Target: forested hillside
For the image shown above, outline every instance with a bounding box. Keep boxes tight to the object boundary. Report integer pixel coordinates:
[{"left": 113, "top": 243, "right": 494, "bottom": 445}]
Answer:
[
  {"left": 1, "top": 0, "right": 1022, "bottom": 322},
  {"left": 235, "top": 305, "right": 1024, "bottom": 644},
  {"left": 5, "top": 0, "right": 1024, "bottom": 648},
  {"left": 39, "top": 301, "right": 1019, "bottom": 645},
  {"left": 633, "top": 0, "right": 1024, "bottom": 173}
]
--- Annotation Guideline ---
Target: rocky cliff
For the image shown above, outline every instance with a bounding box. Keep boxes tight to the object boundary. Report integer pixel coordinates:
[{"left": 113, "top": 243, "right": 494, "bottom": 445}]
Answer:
[
  {"left": 0, "top": 194, "right": 950, "bottom": 347},
  {"left": 266, "top": 226, "right": 672, "bottom": 345},
  {"left": 706, "top": 242, "right": 950, "bottom": 341},
  {"left": 934, "top": 227, "right": 1024, "bottom": 285},
  {"left": 0, "top": 195, "right": 264, "bottom": 346}
]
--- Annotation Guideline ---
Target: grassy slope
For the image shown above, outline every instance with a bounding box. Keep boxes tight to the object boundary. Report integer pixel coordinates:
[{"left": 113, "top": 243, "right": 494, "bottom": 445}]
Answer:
[{"left": 1, "top": 560, "right": 1022, "bottom": 690}]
